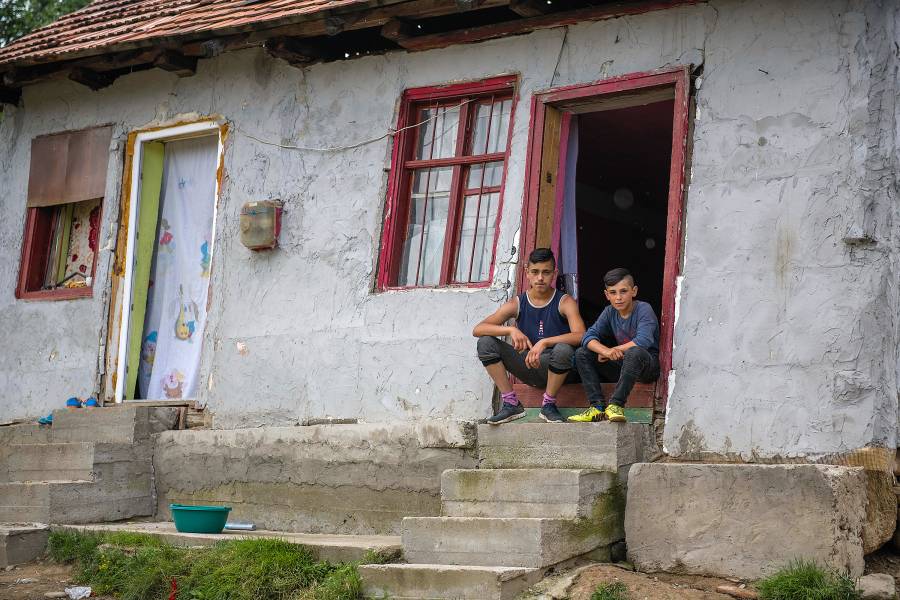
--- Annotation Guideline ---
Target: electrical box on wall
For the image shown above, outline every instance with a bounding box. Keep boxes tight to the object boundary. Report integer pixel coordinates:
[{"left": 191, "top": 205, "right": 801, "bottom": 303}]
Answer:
[{"left": 240, "top": 200, "right": 282, "bottom": 250}]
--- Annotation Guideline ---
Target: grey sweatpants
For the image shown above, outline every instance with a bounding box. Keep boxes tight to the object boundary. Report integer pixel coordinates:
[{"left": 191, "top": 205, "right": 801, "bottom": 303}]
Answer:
[{"left": 477, "top": 336, "right": 578, "bottom": 389}]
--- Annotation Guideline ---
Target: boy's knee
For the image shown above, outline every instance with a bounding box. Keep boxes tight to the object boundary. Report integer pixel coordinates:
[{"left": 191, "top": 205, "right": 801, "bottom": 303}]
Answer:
[
  {"left": 548, "top": 343, "right": 575, "bottom": 373},
  {"left": 574, "top": 346, "right": 592, "bottom": 364},
  {"left": 476, "top": 336, "right": 502, "bottom": 364},
  {"left": 623, "top": 346, "right": 649, "bottom": 360}
]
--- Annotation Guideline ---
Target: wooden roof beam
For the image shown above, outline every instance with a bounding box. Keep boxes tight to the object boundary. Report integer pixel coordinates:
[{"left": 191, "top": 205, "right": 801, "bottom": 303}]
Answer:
[
  {"left": 380, "top": 18, "right": 418, "bottom": 47},
  {"left": 509, "top": 0, "right": 551, "bottom": 17},
  {"left": 153, "top": 50, "right": 198, "bottom": 77},
  {"left": 397, "top": 0, "right": 699, "bottom": 52},
  {"left": 68, "top": 67, "right": 117, "bottom": 90},
  {"left": 264, "top": 37, "right": 331, "bottom": 65}
]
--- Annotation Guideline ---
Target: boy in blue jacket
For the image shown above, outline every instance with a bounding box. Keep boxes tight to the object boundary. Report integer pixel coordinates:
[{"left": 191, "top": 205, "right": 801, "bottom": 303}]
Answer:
[{"left": 569, "top": 268, "right": 660, "bottom": 423}]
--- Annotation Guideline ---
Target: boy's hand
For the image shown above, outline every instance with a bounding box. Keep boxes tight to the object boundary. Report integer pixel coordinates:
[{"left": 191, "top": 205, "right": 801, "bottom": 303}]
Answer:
[
  {"left": 608, "top": 347, "right": 624, "bottom": 361},
  {"left": 525, "top": 340, "right": 545, "bottom": 369},
  {"left": 509, "top": 327, "right": 533, "bottom": 352},
  {"left": 598, "top": 346, "right": 622, "bottom": 361}
]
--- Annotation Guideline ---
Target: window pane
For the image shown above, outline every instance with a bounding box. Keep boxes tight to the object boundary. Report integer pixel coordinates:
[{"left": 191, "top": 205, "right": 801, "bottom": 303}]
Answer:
[
  {"left": 399, "top": 167, "right": 453, "bottom": 286},
  {"left": 467, "top": 161, "right": 504, "bottom": 189},
  {"left": 454, "top": 191, "right": 500, "bottom": 283},
  {"left": 415, "top": 105, "right": 461, "bottom": 160},
  {"left": 471, "top": 99, "right": 512, "bottom": 156}
]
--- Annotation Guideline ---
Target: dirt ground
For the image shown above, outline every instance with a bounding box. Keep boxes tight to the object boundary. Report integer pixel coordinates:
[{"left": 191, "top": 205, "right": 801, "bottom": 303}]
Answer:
[
  {"left": 565, "top": 564, "right": 751, "bottom": 600},
  {"left": 0, "top": 560, "right": 113, "bottom": 600}
]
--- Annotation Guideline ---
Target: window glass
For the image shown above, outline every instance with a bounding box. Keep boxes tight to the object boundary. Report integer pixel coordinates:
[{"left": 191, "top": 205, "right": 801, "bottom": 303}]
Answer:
[
  {"left": 399, "top": 167, "right": 453, "bottom": 286},
  {"left": 415, "top": 105, "right": 460, "bottom": 160},
  {"left": 455, "top": 192, "right": 500, "bottom": 283},
  {"left": 471, "top": 99, "right": 512, "bottom": 155},
  {"left": 466, "top": 161, "right": 504, "bottom": 189}
]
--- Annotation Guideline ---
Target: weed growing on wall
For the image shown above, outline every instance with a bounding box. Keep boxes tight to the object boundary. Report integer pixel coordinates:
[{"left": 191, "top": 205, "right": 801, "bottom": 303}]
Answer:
[
  {"left": 591, "top": 581, "right": 629, "bottom": 600},
  {"left": 48, "top": 530, "right": 361, "bottom": 600},
  {"left": 757, "top": 561, "right": 860, "bottom": 600}
]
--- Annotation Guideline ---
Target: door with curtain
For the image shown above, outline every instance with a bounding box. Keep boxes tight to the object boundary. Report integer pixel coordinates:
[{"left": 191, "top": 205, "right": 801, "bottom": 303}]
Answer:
[{"left": 130, "top": 136, "right": 218, "bottom": 400}]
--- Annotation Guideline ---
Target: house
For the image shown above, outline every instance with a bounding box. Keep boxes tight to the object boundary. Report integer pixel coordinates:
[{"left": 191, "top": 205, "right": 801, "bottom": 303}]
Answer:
[{"left": 0, "top": 0, "right": 897, "bottom": 590}]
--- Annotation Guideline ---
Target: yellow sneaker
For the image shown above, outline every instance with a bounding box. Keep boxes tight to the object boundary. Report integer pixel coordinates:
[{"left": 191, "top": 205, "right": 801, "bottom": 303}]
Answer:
[
  {"left": 567, "top": 406, "right": 604, "bottom": 422},
  {"left": 605, "top": 404, "right": 627, "bottom": 422}
]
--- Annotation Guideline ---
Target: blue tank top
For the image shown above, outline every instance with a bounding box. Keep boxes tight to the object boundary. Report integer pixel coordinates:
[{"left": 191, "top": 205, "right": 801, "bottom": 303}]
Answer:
[{"left": 516, "top": 290, "right": 571, "bottom": 345}]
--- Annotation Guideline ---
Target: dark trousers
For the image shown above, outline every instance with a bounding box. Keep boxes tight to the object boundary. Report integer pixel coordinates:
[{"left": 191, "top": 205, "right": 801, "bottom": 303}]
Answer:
[
  {"left": 477, "top": 336, "right": 578, "bottom": 389},
  {"left": 574, "top": 346, "right": 659, "bottom": 407}
]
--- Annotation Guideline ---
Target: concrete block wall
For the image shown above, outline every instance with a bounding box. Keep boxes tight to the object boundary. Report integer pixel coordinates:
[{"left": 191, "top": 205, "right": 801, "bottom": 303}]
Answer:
[{"left": 153, "top": 422, "right": 477, "bottom": 535}]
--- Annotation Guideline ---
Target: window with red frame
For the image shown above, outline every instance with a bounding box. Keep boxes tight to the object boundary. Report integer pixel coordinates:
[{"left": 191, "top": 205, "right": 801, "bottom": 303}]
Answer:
[
  {"left": 380, "top": 77, "right": 516, "bottom": 289},
  {"left": 17, "top": 126, "right": 112, "bottom": 300}
]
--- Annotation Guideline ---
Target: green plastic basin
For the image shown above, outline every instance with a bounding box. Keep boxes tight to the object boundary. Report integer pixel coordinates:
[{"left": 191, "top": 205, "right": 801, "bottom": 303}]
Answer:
[{"left": 170, "top": 504, "right": 231, "bottom": 534}]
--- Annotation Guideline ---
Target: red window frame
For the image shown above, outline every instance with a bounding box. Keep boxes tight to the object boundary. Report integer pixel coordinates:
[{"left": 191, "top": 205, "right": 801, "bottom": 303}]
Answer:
[
  {"left": 377, "top": 75, "right": 518, "bottom": 290},
  {"left": 16, "top": 204, "right": 100, "bottom": 301}
]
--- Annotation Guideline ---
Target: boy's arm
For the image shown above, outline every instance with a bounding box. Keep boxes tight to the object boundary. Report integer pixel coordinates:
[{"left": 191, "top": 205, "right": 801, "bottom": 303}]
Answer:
[
  {"left": 612, "top": 304, "right": 659, "bottom": 353},
  {"left": 472, "top": 298, "right": 531, "bottom": 351},
  {"left": 524, "top": 295, "right": 585, "bottom": 368},
  {"left": 582, "top": 309, "right": 618, "bottom": 361}
]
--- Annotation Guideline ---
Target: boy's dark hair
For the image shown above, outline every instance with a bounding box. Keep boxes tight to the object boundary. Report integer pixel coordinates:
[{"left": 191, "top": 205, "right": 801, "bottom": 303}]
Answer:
[
  {"left": 603, "top": 268, "right": 635, "bottom": 288},
  {"left": 527, "top": 247, "right": 556, "bottom": 268}
]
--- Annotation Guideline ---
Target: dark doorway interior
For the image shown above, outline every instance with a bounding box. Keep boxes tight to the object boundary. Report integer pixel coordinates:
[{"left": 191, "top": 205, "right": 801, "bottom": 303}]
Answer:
[{"left": 573, "top": 99, "right": 674, "bottom": 326}]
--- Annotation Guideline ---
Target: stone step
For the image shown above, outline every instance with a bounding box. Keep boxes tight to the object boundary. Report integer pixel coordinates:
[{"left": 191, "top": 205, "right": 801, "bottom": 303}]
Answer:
[
  {"left": 477, "top": 423, "right": 649, "bottom": 474},
  {"left": 0, "top": 423, "right": 52, "bottom": 446},
  {"left": 50, "top": 406, "right": 178, "bottom": 444},
  {"left": 5, "top": 442, "right": 94, "bottom": 483},
  {"left": 0, "top": 480, "right": 154, "bottom": 525},
  {"left": 0, "top": 524, "right": 49, "bottom": 567},
  {"left": 441, "top": 469, "right": 621, "bottom": 519},
  {"left": 58, "top": 523, "right": 402, "bottom": 564},
  {"left": 402, "top": 516, "right": 620, "bottom": 568},
  {"left": 359, "top": 564, "right": 541, "bottom": 599}
]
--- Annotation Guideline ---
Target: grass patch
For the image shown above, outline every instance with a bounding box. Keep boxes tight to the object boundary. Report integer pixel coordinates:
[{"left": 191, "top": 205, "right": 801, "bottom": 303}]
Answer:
[
  {"left": 591, "top": 581, "right": 629, "bottom": 600},
  {"left": 757, "top": 561, "right": 860, "bottom": 600},
  {"left": 48, "top": 530, "right": 361, "bottom": 600}
]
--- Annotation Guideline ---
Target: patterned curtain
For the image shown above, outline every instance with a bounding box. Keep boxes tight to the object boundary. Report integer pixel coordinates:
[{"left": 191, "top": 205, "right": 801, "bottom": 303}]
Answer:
[{"left": 137, "top": 136, "right": 217, "bottom": 399}]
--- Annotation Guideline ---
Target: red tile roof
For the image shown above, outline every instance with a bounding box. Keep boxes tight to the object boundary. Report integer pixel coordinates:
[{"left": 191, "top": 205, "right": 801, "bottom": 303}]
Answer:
[{"left": 0, "top": 0, "right": 366, "bottom": 67}]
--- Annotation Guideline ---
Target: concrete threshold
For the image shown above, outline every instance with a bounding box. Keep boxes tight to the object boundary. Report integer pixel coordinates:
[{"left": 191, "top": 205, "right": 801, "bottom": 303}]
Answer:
[{"left": 56, "top": 522, "right": 402, "bottom": 564}]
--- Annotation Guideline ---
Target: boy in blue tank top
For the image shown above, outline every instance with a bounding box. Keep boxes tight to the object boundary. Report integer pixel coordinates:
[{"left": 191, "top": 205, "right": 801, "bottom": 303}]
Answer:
[
  {"left": 570, "top": 268, "right": 660, "bottom": 423},
  {"left": 473, "top": 248, "right": 586, "bottom": 424}
]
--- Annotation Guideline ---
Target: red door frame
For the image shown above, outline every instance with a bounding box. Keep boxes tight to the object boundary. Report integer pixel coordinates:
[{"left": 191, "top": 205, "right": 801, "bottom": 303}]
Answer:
[{"left": 518, "top": 66, "right": 691, "bottom": 406}]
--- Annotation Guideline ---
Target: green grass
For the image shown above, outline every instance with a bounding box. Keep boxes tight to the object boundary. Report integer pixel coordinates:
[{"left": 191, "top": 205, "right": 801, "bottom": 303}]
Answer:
[
  {"left": 591, "top": 581, "right": 629, "bottom": 600},
  {"left": 757, "top": 561, "right": 860, "bottom": 600},
  {"left": 48, "top": 530, "right": 361, "bottom": 600}
]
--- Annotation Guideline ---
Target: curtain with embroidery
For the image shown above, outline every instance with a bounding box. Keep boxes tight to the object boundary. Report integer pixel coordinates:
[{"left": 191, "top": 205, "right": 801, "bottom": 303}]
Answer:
[{"left": 137, "top": 136, "right": 217, "bottom": 399}]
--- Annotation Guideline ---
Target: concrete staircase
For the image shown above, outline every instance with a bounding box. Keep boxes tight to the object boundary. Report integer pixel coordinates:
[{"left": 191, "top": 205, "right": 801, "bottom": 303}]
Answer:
[
  {"left": 360, "top": 422, "right": 650, "bottom": 599},
  {"left": 0, "top": 406, "right": 176, "bottom": 524}
]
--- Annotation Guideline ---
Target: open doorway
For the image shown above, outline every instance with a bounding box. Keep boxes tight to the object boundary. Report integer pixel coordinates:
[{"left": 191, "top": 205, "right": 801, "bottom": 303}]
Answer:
[
  {"left": 560, "top": 100, "right": 673, "bottom": 326},
  {"left": 520, "top": 68, "right": 691, "bottom": 409},
  {"left": 113, "top": 122, "right": 224, "bottom": 403}
]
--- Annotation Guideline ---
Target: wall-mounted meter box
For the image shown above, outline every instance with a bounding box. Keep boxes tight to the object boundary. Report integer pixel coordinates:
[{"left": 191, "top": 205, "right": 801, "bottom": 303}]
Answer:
[{"left": 240, "top": 200, "right": 283, "bottom": 250}]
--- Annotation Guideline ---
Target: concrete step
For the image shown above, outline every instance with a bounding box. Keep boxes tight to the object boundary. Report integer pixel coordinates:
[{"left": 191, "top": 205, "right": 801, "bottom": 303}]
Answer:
[
  {"left": 359, "top": 563, "right": 541, "bottom": 599},
  {"left": 0, "top": 423, "right": 52, "bottom": 446},
  {"left": 402, "top": 516, "right": 620, "bottom": 568},
  {"left": 5, "top": 442, "right": 94, "bottom": 483},
  {"left": 0, "top": 479, "right": 154, "bottom": 525},
  {"left": 477, "top": 423, "right": 649, "bottom": 474},
  {"left": 50, "top": 406, "right": 178, "bottom": 444},
  {"left": 441, "top": 469, "right": 621, "bottom": 519},
  {"left": 58, "top": 522, "right": 402, "bottom": 563},
  {"left": 0, "top": 524, "right": 49, "bottom": 567}
]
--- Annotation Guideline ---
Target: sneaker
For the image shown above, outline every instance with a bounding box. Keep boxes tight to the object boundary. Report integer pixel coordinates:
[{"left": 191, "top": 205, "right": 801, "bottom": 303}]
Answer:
[
  {"left": 65, "top": 397, "right": 82, "bottom": 408},
  {"left": 605, "top": 404, "right": 627, "bottom": 422},
  {"left": 83, "top": 397, "right": 99, "bottom": 408},
  {"left": 540, "top": 403, "right": 565, "bottom": 423},
  {"left": 567, "top": 405, "right": 605, "bottom": 423},
  {"left": 487, "top": 403, "right": 526, "bottom": 425}
]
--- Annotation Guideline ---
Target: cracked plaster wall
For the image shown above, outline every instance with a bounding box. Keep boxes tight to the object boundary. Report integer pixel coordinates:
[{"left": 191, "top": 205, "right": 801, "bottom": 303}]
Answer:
[{"left": 0, "top": 0, "right": 895, "bottom": 459}]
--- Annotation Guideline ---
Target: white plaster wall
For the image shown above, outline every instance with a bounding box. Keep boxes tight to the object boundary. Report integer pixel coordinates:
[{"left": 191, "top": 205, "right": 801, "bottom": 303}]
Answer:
[
  {"left": 664, "top": 0, "right": 899, "bottom": 458},
  {"left": 0, "top": 0, "right": 895, "bottom": 458}
]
